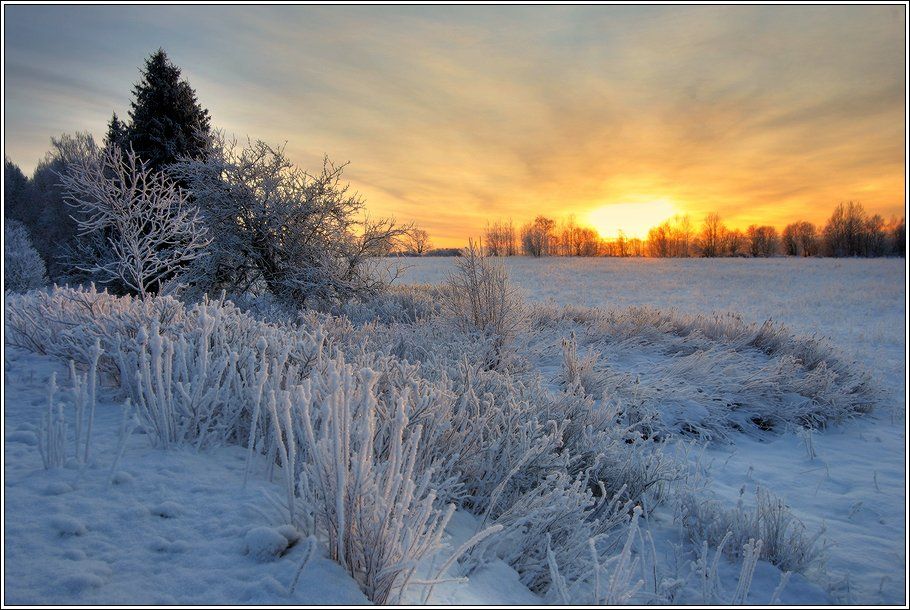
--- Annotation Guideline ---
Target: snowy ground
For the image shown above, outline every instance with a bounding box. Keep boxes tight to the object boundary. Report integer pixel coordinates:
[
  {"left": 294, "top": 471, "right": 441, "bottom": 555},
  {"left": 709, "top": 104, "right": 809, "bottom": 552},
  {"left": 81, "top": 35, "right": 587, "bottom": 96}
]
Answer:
[
  {"left": 4, "top": 257, "right": 905, "bottom": 605},
  {"left": 397, "top": 256, "right": 907, "bottom": 604},
  {"left": 3, "top": 347, "right": 538, "bottom": 605}
]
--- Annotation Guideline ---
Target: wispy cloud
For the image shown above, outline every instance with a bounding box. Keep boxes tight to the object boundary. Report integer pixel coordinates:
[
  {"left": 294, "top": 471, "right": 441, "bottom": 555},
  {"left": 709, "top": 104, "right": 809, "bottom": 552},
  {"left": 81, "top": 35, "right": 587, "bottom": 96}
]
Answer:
[{"left": 3, "top": 5, "right": 904, "bottom": 244}]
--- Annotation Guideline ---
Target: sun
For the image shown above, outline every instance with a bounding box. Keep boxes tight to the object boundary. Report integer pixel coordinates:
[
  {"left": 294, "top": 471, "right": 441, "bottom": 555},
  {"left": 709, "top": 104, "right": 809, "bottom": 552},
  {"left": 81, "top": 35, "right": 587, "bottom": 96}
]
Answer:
[{"left": 586, "top": 198, "right": 679, "bottom": 240}]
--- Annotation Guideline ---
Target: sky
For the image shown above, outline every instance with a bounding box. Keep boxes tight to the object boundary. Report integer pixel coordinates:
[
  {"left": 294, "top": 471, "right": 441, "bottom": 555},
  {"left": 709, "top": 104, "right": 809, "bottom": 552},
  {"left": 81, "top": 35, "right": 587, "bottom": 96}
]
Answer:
[{"left": 3, "top": 5, "right": 906, "bottom": 245}]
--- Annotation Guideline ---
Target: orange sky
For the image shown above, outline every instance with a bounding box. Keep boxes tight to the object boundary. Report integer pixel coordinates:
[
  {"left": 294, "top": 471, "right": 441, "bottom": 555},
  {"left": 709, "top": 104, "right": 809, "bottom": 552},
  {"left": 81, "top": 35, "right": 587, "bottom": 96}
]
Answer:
[{"left": 5, "top": 5, "right": 907, "bottom": 245}]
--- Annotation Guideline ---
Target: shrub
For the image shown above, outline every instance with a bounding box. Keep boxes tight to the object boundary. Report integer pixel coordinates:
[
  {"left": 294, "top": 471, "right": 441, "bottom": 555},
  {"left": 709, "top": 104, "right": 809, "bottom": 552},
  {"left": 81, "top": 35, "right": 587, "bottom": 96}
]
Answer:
[
  {"left": 676, "top": 486, "right": 826, "bottom": 573},
  {"left": 170, "top": 133, "right": 409, "bottom": 305},
  {"left": 58, "top": 146, "right": 210, "bottom": 296},
  {"left": 4, "top": 220, "right": 47, "bottom": 292},
  {"left": 270, "top": 358, "right": 463, "bottom": 604},
  {"left": 533, "top": 304, "right": 880, "bottom": 440},
  {"left": 443, "top": 240, "right": 525, "bottom": 367}
]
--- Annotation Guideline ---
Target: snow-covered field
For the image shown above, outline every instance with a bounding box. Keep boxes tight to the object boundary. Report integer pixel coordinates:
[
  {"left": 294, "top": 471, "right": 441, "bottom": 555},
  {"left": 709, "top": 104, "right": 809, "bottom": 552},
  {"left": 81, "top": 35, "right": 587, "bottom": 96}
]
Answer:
[
  {"left": 398, "top": 257, "right": 905, "bottom": 391},
  {"left": 3, "top": 257, "right": 906, "bottom": 605},
  {"left": 398, "top": 256, "right": 907, "bottom": 604}
]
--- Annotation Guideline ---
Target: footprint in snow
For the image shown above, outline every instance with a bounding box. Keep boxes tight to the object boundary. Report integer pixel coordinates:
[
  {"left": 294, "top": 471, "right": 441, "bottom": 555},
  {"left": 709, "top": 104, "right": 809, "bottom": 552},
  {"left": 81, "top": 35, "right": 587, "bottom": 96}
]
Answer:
[
  {"left": 42, "top": 482, "right": 75, "bottom": 496},
  {"left": 58, "top": 560, "right": 112, "bottom": 593},
  {"left": 63, "top": 549, "right": 88, "bottom": 561},
  {"left": 149, "top": 536, "right": 190, "bottom": 553},
  {"left": 151, "top": 501, "right": 182, "bottom": 518},
  {"left": 59, "top": 573, "right": 105, "bottom": 593},
  {"left": 110, "top": 471, "right": 134, "bottom": 486},
  {"left": 6, "top": 431, "right": 38, "bottom": 446},
  {"left": 50, "top": 515, "right": 88, "bottom": 537}
]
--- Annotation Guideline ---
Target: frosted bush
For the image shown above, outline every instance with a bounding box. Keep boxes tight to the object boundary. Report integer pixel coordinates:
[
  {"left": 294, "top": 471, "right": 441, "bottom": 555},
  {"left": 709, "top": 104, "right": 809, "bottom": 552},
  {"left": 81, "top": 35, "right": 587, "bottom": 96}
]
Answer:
[
  {"left": 5, "top": 285, "right": 186, "bottom": 374},
  {"left": 688, "top": 534, "right": 766, "bottom": 605},
  {"left": 544, "top": 507, "right": 648, "bottom": 605},
  {"left": 530, "top": 304, "right": 881, "bottom": 440},
  {"left": 8, "top": 281, "right": 854, "bottom": 603},
  {"left": 556, "top": 332, "right": 607, "bottom": 397},
  {"left": 483, "top": 471, "right": 633, "bottom": 593},
  {"left": 4, "top": 220, "right": 48, "bottom": 292},
  {"left": 266, "top": 357, "right": 463, "bottom": 604},
  {"left": 443, "top": 241, "right": 525, "bottom": 368},
  {"left": 676, "top": 486, "right": 826, "bottom": 573},
  {"left": 333, "top": 283, "right": 444, "bottom": 325}
]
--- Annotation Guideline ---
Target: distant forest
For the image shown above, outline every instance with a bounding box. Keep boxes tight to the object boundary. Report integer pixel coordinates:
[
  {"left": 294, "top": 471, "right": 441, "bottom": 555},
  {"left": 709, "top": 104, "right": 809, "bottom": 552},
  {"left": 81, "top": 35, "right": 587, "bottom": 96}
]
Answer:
[{"left": 397, "top": 204, "right": 905, "bottom": 258}]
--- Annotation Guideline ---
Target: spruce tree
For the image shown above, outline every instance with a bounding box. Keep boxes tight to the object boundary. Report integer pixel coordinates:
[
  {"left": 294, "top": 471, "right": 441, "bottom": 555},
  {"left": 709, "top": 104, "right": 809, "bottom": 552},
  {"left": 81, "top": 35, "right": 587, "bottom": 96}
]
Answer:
[
  {"left": 126, "top": 49, "right": 211, "bottom": 171},
  {"left": 104, "top": 112, "right": 128, "bottom": 150},
  {"left": 4, "top": 159, "right": 31, "bottom": 224}
]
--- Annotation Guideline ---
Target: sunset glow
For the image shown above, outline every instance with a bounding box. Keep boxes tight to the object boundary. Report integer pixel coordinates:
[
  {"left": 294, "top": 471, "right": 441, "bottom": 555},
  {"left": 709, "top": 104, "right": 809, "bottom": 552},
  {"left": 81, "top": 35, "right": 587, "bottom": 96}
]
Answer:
[
  {"left": 3, "top": 5, "right": 906, "bottom": 246},
  {"left": 587, "top": 199, "right": 679, "bottom": 240}
]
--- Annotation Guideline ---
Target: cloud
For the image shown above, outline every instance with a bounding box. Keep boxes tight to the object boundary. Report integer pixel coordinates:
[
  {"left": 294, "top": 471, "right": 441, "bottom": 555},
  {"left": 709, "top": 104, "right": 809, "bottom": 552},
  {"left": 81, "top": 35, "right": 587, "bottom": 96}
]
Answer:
[{"left": 3, "top": 5, "right": 905, "bottom": 244}]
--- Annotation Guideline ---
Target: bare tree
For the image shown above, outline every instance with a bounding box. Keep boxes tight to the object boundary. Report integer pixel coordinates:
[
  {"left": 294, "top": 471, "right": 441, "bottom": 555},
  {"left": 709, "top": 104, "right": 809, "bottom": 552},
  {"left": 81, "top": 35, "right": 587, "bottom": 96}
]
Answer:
[
  {"left": 554, "top": 215, "right": 602, "bottom": 256},
  {"left": 170, "top": 133, "right": 408, "bottom": 304},
  {"left": 404, "top": 227, "right": 431, "bottom": 256},
  {"left": 575, "top": 226, "right": 601, "bottom": 256},
  {"left": 783, "top": 221, "right": 818, "bottom": 257},
  {"left": 724, "top": 228, "right": 747, "bottom": 257},
  {"left": 823, "top": 201, "right": 867, "bottom": 257},
  {"left": 647, "top": 215, "right": 693, "bottom": 257},
  {"left": 696, "top": 213, "right": 726, "bottom": 257},
  {"left": 520, "top": 216, "right": 556, "bottom": 257},
  {"left": 484, "top": 219, "right": 516, "bottom": 256},
  {"left": 864, "top": 214, "right": 888, "bottom": 256},
  {"left": 612, "top": 231, "right": 629, "bottom": 257},
  {"left": 673, "top": 215, "right": 693, "bottom": 257},
  {"left": 747, "top": 225, "right": 779, "bottom": 257},
  {"left": 887, "top": 215, "right": 905, "bottom": 256},
  {"left": 59, "top": 146, "right": 210, "bottom": 296},
  {"left": 646, "top": 223, "right": 672, "bottom": 257}
]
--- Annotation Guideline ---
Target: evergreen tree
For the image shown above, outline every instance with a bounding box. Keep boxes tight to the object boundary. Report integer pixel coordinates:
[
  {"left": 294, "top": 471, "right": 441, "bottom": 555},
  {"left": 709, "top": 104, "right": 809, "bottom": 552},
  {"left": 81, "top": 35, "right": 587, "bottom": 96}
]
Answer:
[
  {"left": 104, "top": 112, "right": 128, "bottom": 150},
  {"left": 4, "top": 158, "right": 31, "bottom": 224},
  {"left": 127, "top": 49, "right": 211, "bottom": 171}
]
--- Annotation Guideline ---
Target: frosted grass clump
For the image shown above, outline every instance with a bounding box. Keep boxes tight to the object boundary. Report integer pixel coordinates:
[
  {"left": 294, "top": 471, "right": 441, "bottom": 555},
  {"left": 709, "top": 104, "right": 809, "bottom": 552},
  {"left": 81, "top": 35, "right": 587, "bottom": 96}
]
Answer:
[{"left": 676, "top": 486, "right": 826, "bottom": 574}]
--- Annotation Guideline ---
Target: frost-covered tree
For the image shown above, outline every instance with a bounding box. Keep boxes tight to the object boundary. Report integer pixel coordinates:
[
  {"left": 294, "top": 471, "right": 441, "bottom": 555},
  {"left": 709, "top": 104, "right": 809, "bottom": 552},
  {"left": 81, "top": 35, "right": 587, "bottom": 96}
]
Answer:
[
  {"left": 4, "top": 220, "right": 47, "bottom": 292},
  {"left": 22, "top": 133, "right": 98, "bottom": 281},
  {"left": 171, "top": 133, "right": 409, "bottom": 304},
  {"left": 127, "top": 49, "right": 211, "bottom": 171},
  {"left": 58, "top": 146, "right": 209, "bottom": 296}
]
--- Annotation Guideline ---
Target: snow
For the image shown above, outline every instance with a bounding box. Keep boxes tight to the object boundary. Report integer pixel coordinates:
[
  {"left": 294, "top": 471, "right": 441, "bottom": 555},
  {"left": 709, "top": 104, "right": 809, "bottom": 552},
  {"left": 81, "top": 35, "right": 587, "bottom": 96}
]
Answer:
[
  {"left": 3, "top": 344, "right": 535, "bottom": 605},
  {"left": 3, "top": 256, "right": 905, "bottom": 604},
  {"left": 398, "top": 256, "right": 905, "bottom": 388},
  {"left": 3, "top": 348, "right": 369, "bottom": 605},
  {"left": 397, "top": 255, "right": 906, "bottom": 604}
]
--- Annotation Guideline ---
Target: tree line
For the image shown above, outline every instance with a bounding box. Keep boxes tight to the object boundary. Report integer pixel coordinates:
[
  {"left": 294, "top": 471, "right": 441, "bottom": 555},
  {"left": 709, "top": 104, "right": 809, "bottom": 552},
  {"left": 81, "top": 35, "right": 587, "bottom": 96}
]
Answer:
[{"left": 462, "top": 205, "right": 904, "bottom": 258}]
